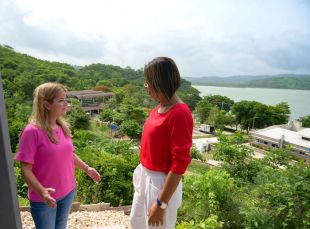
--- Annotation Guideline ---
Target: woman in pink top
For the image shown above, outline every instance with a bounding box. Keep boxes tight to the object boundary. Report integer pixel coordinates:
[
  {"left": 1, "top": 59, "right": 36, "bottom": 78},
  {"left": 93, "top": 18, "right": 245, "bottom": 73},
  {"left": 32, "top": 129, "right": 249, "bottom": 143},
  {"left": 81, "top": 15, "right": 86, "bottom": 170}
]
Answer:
[
  {"left": 15, "top": 82, "right": 101, "bottom": 229},
  {"left": 130, "top": 57, "right": 193, "bottom": 229}
]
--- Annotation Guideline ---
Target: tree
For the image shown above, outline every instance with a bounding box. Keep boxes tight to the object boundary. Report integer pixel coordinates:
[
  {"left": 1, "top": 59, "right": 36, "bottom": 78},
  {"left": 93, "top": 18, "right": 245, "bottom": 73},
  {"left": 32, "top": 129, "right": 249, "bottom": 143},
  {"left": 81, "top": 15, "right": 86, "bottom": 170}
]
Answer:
[
  {"left": 119, "top": 120, "right": 142, "bottom": 139},
  {"left": 231, "top": 100, "right": 258, "bottom": 132},
  {"left": 118, "top": 104, "right": 147, "bottom": 124},
  {"left": 177, "top": 85, "right": 201, "bottom": 111},
  {"left": 204, "top": 95, "right": 234, "bottom": 112},
  {"left": 298, "top": 115, "right": 310, "bottom": 127},
  {"left": 99, "top": 108, "right": 114, "bottom": 123},
  {"left": 67, "top": 106, "right": 90, "bottom": 130},
  {"left": 194, "top": 98, "right": 213, "bottom": 123},
  {"left": 214, "top": 132, "right": 262, "bottom": 183},
  {"left": 96, "top": 79, "right": 113, "bottom": 87},
  {"left": 231, "top": 100, "right": 290, "bottom": 132},
  {"left": 92, "top": 85, "right": 111, "bottom": 92},
  {"left": 207, "top": 106, "right": 235, "bottom": 130},
  {"left": 269, "top": 102, "right": 290, "bottom": 125}
]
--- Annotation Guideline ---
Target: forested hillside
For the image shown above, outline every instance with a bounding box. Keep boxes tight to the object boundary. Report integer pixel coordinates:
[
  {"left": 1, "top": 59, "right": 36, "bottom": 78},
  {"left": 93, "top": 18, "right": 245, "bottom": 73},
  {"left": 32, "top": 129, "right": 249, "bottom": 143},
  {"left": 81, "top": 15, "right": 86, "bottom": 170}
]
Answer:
[
  {"left": 0, "top": 44, "right": 201, "bottom": 151},
  {"left": 246, "top": 76, "right": 310, "bottom": 90},
  {"left": 185, "top": 74, "right": 310, "bottom": 90},
  {"left": 0, "top": 44, "right": 200, "bottom": 103}
]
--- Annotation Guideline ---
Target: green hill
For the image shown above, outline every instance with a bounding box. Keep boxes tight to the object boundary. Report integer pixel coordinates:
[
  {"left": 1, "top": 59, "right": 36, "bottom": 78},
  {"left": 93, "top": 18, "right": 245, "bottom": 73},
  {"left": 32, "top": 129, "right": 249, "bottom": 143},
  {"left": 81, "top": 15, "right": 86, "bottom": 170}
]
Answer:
[
  {"left": 246, "top": 76, "right": 310, "bottom": 90},
  {"left": 185, "top": 74, "right": 310, "bottom": 90},
  {"left": 0, "top": 44, "right": 200, "bottom": 105}
]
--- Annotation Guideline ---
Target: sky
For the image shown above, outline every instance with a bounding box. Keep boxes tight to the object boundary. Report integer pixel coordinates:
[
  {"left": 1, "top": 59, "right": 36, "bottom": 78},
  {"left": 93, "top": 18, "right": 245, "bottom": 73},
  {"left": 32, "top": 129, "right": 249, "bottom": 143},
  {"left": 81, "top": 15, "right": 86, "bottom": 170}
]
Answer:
[{"left": 0, "top": 0, "right": 310, "bottom": 77}]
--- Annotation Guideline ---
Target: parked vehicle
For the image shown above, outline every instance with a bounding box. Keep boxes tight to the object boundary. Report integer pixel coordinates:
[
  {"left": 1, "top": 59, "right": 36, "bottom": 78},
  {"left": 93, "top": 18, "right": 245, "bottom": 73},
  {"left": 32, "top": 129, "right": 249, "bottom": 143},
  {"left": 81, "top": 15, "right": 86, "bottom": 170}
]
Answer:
[{"left": 198, "top": 124, "right": 215, "bottom": 134}]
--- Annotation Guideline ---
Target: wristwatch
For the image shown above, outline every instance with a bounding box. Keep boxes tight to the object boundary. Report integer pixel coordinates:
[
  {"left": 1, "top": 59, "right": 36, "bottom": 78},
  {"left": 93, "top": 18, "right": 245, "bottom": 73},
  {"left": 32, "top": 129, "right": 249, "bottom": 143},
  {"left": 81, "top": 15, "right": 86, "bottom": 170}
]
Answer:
[{"left": 156, "top": 197, "right": 168, "bottom": 210}]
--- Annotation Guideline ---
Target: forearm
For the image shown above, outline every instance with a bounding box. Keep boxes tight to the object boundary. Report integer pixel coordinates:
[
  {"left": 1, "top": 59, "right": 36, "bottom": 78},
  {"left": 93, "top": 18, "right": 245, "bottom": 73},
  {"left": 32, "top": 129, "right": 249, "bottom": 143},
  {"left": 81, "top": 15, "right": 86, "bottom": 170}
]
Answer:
[
  {"left": 73, "top": 154, "right": 89, "bottom": 172},
  {"left": 20, "top": 163, "right": 45, "bottom": 196},
  {"left": 74, "top": 154, "right": 101, "bottom": 183},
  {"left": 158, "top": 171, "right": 182, "bottom": 203}
]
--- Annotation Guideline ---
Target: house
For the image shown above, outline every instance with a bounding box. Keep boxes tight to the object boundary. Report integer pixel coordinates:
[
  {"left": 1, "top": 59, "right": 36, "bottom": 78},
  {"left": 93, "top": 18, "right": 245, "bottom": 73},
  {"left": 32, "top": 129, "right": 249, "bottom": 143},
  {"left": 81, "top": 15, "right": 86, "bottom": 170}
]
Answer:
[
  {"left": 251, "top": 122, "right": 310, "bottom": 162},
  {"left": 67, "top": 90, "right": 113, "bottom": 115}
]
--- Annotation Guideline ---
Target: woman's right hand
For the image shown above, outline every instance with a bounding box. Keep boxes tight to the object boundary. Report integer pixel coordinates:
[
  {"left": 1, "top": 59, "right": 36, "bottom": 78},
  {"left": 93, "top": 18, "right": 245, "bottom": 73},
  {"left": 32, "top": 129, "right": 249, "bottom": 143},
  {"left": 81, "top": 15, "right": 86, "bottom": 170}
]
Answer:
[
  {"left": 40, "top": 188, "right": 57, "bottom": 208},
  {"left": 20, "top": 163, "right": 57, "bottom": 208}
]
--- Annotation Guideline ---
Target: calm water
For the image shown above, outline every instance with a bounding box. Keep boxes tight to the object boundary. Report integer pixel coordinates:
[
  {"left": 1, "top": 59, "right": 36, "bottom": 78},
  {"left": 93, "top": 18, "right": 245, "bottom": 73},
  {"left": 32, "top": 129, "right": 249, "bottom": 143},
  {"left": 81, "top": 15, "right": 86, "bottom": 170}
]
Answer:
[{"left": 193, "top": 85, "right": 310, "bottom": 120}]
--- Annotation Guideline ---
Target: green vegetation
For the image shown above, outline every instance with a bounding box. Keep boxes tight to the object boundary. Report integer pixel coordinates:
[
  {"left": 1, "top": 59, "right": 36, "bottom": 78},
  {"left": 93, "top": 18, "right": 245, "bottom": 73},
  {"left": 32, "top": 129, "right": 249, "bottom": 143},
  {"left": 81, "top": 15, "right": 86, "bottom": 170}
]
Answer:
[
  {"left": 185, "top": 74, "right": 310, "bottom": 90},
  {"left": 1, "top": 44, "right": 200, "bottom": 152},
  {"left": 194, "top": 95, "right": 290, "bottom": 132},
  {"left": 232, "top": 101, "right": 290, "bottom": 132},
  {"left": 2, "top": 45, "right": 310, "bottom": 227},
  {"left": 187, "top": 160, "right": 210, "bottom": 175},
  {"left": 298, "top": 115, "right": 310, "bottom": 128},
  {"left": 178, "top": 133, "right": 310, "bottom": 228}
]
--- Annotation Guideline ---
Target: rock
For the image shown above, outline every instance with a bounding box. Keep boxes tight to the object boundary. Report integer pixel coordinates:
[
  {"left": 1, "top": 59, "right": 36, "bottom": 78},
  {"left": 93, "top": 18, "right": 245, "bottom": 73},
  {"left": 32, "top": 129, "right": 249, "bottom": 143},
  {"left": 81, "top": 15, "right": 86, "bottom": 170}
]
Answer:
[{"left": 20, "top": 210, "right": 131, "bottom": 229}]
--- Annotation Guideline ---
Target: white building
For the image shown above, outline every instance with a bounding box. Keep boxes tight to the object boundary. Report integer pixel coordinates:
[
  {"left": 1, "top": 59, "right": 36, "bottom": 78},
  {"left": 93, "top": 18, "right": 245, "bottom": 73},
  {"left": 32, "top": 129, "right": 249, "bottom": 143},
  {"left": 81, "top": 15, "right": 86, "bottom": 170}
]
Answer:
[
  {"left": 192, "top": 137, "right": 219, "bottom": 153},
  {"left": 252, "top": 124, "right": 310, "bottom": 162}
]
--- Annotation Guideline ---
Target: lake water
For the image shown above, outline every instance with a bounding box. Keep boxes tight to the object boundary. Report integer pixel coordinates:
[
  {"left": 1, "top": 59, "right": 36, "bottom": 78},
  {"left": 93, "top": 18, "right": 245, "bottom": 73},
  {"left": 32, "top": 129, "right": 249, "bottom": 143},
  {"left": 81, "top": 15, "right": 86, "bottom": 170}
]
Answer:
[{"left": 192, "top": 85, "right": 309, "bottom": 120}]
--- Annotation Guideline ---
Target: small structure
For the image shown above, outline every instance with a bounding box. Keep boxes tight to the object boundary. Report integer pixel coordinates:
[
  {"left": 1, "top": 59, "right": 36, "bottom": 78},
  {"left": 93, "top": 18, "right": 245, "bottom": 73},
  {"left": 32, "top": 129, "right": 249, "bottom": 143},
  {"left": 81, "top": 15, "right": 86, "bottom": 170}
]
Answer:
[
  {"left": 67, "top": 90, "right": 113, "bottom": 115},
  {"left": 252, "top": 123, "right": 310, "bottom": 162},
  {"left": 192, "top": 137, "right": 219, "bottom": 153},
  {"left": 198, "top": 124, "right": 215, "bottom": 134}
]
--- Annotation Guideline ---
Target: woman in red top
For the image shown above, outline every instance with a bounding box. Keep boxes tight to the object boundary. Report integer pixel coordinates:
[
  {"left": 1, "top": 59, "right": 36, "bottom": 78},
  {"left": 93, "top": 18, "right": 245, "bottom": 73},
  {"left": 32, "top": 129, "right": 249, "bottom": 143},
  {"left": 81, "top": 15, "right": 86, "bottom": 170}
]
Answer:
[{"left": 130, "top": 57, "right": 193, "bottom": 229}]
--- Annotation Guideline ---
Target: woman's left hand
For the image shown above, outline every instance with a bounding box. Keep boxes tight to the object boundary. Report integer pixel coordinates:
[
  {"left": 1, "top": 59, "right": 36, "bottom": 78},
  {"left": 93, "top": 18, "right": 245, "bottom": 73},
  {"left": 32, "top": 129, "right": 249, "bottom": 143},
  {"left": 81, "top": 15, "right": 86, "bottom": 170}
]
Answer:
[
  {"left": 86, "top": 167, "right": 101, "bottom": 183},
  {"left": 148, "top": 203, "right": 165, "bottom": 227}
]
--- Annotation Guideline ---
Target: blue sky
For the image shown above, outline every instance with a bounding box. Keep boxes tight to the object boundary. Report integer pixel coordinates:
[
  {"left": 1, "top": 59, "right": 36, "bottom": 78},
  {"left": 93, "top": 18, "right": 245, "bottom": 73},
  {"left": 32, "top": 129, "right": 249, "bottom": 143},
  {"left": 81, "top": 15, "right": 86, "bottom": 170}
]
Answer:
[{"left": 0, "top": 0, "right": 309, "bottom": 77}]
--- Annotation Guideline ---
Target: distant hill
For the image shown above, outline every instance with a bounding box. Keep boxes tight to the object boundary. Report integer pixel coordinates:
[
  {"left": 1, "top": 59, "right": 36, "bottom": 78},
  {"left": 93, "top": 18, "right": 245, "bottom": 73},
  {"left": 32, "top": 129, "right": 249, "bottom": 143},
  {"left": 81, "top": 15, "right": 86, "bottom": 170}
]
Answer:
[{"left": 185, "top": 74, "right": 310, "bottom": 90}]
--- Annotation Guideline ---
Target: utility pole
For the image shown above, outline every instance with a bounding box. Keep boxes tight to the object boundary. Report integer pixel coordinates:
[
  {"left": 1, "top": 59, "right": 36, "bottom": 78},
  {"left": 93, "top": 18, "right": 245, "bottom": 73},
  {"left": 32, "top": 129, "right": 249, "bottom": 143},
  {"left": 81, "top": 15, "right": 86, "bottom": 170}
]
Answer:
[{"left": 0, "top": 74, "right": 22, "bottom": 228}]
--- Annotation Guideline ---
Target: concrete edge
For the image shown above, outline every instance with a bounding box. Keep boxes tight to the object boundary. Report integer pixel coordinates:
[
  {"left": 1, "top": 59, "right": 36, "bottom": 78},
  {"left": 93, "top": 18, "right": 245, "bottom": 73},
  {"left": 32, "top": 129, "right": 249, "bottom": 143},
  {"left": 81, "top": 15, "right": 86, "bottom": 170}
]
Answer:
[{"left": 20, "top": 202, "right": 132, "bottom": 215}]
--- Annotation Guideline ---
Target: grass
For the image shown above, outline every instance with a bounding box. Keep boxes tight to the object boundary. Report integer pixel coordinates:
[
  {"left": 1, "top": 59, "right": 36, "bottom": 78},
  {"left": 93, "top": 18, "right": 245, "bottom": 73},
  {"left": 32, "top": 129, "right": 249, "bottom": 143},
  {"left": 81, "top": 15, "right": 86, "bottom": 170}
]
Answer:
[
  {"left": 193, "top": 134, "right": 214, "bottom": 139},
  {"left": 226, "top": 133, "right": 252, "bottom": 142},
  {"left": 187, "top": 160, "right": 210, "bottom": 175},
  {"left": 89, "top": 120, "right": 112, "bottom": 138}
]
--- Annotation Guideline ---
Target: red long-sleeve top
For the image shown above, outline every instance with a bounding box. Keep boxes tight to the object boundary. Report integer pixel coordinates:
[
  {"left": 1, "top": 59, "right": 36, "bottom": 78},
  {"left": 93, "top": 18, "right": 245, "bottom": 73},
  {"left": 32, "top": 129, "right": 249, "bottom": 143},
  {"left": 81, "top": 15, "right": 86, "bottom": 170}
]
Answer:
[{"left": 140, "top": 103, "right": 193, "bottom": 175}]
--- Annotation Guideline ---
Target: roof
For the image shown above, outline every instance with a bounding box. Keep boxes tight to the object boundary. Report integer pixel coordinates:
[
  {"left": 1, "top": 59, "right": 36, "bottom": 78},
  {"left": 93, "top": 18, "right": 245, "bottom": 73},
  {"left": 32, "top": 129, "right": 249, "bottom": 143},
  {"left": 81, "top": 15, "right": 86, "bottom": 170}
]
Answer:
[
  {"left": 67, "top": 90, "right": 113, "bottom": 99},
  {"left": 253, "top": 126, "right": 310, "bottom": 149},
  {"left": 298, "top": 129, "right": 310, "bottom": 138}
]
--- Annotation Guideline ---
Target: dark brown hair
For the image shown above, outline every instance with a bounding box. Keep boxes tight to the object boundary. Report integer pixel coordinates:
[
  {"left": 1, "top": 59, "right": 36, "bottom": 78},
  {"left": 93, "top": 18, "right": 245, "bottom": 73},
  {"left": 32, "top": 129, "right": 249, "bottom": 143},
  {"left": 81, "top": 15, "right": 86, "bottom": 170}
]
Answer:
[{"left": 144, "top": 57, "right": 181, "bottom": 100}]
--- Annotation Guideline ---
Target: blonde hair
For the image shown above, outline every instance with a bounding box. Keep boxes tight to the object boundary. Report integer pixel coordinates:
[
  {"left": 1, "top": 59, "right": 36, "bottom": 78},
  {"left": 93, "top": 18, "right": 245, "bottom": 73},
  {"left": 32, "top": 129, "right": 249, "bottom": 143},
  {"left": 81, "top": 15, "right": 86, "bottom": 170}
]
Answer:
[{"left": 29, "top": 82, "right": 72, "bottom": 143}]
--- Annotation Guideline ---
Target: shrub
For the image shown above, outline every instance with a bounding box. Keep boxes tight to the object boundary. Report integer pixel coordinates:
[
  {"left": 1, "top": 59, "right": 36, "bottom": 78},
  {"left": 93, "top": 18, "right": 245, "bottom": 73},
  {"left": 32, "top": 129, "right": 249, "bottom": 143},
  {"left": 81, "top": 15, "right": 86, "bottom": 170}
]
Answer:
[
  {"left": 179, "top": 169, "right": 243, "bottom": 228},
  {"left": 177, "top": 215, "right": 224, "bottom": 229},
  {"left": 75, "top": 140, "right": 139, "bottom": 206},
  {"left": 67, "top": 106, "right": 90, "bottom": 130},
  {"left": 119, "top": 119, "right": 142, "bottom": 139},
  {"left": 14, "top": 165, "right": 28, "bottom": 199},
  {"left": 190, "top": 146, "right": 204, "bottom": 161}
]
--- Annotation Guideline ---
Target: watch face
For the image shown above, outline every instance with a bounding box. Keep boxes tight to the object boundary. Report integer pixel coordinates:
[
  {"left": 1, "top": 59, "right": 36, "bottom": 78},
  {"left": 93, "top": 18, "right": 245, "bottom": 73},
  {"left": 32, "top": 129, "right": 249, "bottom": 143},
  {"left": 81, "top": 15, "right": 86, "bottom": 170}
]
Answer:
[
  {"left": 157, "top": 198, "right": 168, "bottom": 209},
  {"left": 160, "top": 202, "right": 168, "bottom": 209}
]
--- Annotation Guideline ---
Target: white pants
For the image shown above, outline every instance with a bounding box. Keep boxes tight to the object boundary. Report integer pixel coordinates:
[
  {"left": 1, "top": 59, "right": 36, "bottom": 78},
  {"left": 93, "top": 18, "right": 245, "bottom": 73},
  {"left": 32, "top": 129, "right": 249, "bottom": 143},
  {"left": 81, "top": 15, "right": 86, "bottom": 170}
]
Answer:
[{"left": 130, "top": 164, "right": 182, "bottom": 229}]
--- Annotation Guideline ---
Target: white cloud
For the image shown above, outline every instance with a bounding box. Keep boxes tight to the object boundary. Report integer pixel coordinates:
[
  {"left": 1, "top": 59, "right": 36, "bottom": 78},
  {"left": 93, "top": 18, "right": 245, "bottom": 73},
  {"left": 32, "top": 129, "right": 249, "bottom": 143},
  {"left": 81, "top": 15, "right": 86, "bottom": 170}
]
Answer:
[{"left": 1, "top": 0, "right": 309, "bottom": 76}]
